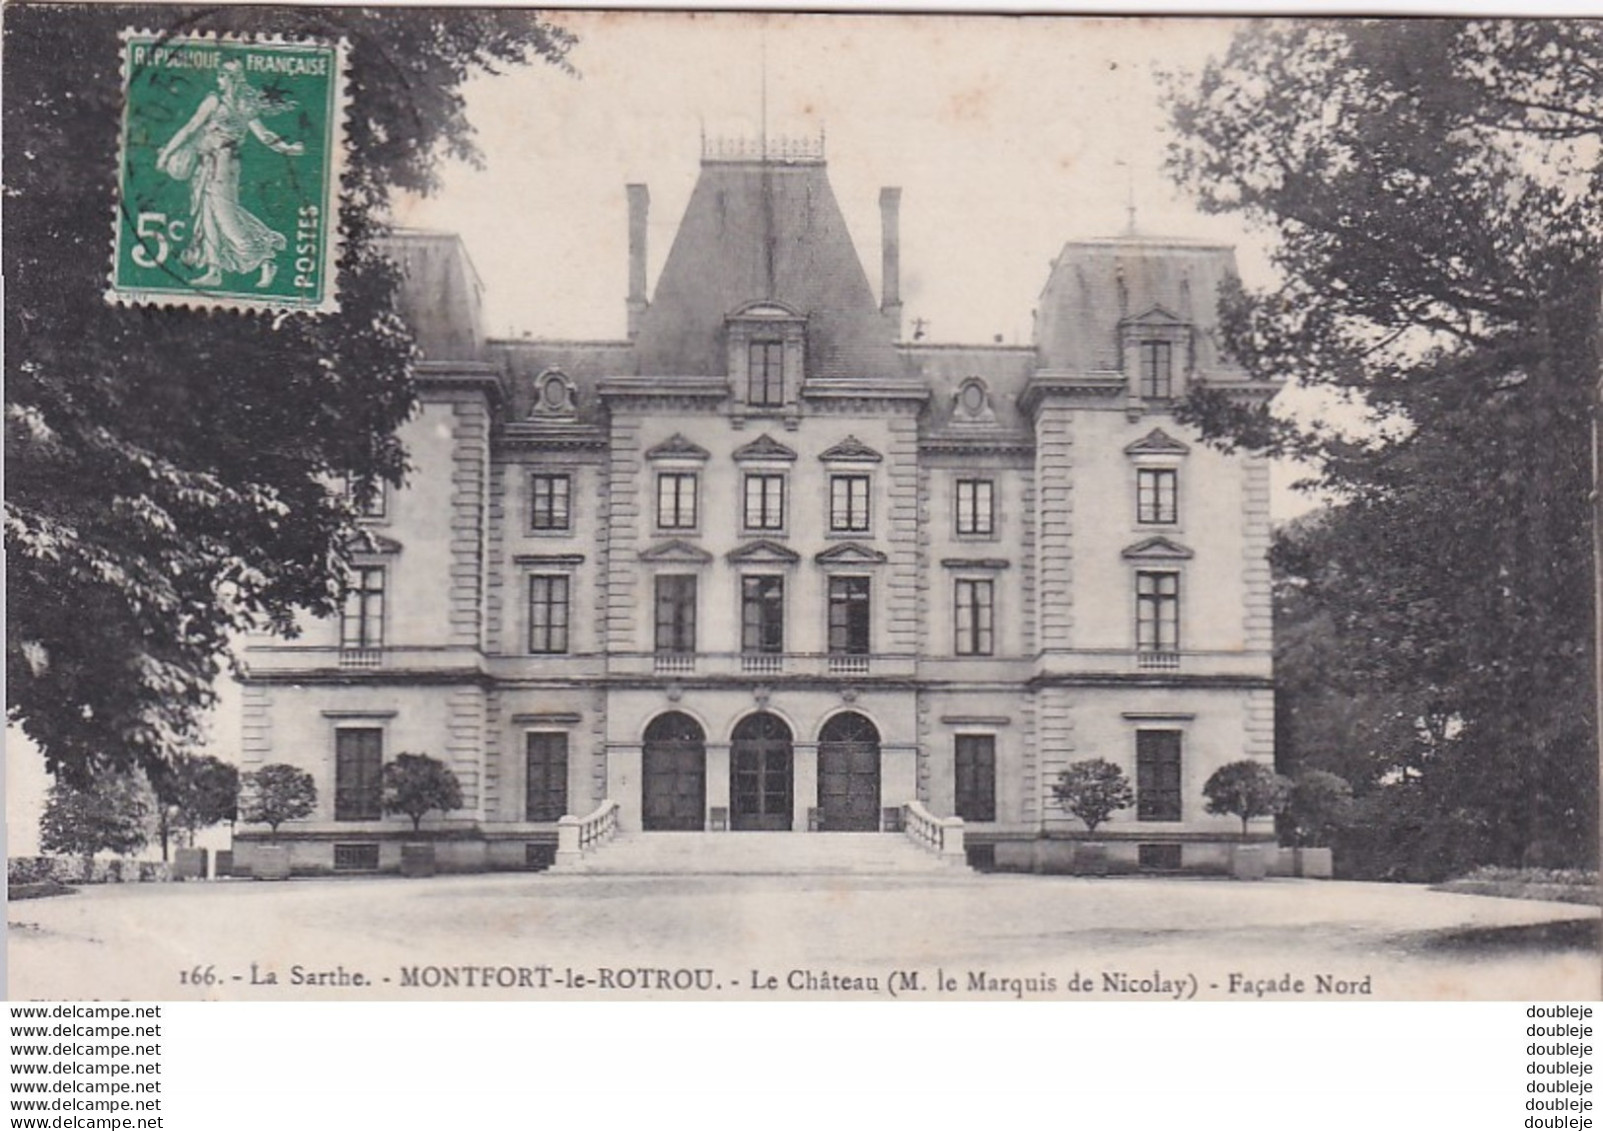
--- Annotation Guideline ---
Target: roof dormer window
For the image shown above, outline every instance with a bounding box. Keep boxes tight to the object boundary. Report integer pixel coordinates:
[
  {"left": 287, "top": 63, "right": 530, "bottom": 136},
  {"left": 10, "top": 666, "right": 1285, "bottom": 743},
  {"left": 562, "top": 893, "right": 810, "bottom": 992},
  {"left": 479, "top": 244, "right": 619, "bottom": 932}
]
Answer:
[{"left": 727, "top": 301, "right": 806, "bottom": 426}]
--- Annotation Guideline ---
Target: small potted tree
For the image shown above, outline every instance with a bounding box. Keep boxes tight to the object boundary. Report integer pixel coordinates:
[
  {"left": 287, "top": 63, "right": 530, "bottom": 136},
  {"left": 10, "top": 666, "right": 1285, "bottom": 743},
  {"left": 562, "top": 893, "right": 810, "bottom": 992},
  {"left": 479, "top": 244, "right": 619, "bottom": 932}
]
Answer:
[
  {"left": 382, "top": 753, "right": 463, "bottom": 877},
  {"left": 154, "top": 755, "right": 239, "bottom": 880},
  {"left": 1051, "top": 758, "right": 1134, "bottom": 876},
  {"left": 1202, "top": 760, "right": 1292, "bottom": 881},
  {"left": 238, "top": 764, "right": 317, "bottom": 880},
  {"left": 1284, "top": 769, "right": 1352, "bottom": 879}
]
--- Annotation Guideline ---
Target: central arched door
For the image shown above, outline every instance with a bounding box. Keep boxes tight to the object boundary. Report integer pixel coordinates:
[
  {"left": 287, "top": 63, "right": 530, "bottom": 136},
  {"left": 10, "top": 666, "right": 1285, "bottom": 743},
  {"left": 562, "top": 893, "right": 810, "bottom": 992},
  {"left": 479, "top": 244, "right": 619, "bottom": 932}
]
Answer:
[
  {"left": 642, "top": 712, "right": 706, "bottom": 831},
  {"left": 731, "top": 712, "right": 793, "bottom": 831},
  {"left": 818, "top": 712, "right": 882, "bottom": 831}
]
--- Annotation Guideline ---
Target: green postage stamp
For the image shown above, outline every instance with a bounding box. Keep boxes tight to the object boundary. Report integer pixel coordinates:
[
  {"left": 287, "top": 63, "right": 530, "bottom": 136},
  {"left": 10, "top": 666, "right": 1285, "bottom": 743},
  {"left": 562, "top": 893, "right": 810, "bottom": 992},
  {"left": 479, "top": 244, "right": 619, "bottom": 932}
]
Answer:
[{"left": 109, "top": 31, "right": 348, "bottom": 314}]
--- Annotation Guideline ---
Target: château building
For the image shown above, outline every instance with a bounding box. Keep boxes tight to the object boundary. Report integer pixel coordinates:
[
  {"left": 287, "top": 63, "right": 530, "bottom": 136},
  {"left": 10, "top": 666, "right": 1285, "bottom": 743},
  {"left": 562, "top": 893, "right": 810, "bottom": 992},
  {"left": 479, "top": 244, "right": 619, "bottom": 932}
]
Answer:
[{"left": 235, "top": 135, "right": 1278, "bottom": 875}]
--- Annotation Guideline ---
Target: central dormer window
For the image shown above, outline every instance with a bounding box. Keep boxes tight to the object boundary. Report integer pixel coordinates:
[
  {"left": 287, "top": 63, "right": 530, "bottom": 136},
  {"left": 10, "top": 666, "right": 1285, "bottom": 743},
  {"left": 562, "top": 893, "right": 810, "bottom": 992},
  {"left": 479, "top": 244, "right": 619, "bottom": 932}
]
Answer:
[
  {"left": 749, "top": 341, "right": 785, "bottom": 406},
  {"left": 727, "top": 301, "right": 806, "bottom": 423}
]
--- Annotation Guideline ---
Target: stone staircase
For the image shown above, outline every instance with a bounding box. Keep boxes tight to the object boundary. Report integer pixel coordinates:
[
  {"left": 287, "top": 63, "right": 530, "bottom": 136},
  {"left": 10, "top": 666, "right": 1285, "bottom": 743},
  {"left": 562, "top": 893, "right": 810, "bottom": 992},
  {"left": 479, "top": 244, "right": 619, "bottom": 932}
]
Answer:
[{"left": 548, "top": 831, "right": 969, "bottom": 876}]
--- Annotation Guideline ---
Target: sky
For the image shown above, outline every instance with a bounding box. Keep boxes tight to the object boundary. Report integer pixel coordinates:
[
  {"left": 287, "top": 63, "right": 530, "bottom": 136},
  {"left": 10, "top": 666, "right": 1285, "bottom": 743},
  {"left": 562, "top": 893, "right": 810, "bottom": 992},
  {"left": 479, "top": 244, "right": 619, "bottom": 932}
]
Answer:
[
  {"left": 9, "top": 13, "right": 1312, "bottom": 854},
  {"left": 392, "top": 12, "right": 1268, "bottom": 345}
]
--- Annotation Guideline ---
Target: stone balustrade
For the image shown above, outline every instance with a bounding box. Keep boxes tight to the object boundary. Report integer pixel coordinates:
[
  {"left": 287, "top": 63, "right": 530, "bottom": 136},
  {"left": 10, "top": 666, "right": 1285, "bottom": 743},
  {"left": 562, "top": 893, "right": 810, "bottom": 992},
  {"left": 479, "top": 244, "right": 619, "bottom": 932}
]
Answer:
[
  {"left": 555, "top": 799, "right": 620, "bottom": 867},
  {"left": 903, "top": 800, "right": 965, "bottom": 863}
]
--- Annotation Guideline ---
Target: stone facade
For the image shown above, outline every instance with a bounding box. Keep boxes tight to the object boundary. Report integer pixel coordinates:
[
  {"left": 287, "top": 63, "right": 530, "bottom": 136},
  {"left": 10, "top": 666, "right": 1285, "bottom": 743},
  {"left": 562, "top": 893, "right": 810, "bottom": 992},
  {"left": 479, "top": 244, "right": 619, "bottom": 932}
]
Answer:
[{"left": 235, "top": 143, "right": 1279, "bottom": 874}]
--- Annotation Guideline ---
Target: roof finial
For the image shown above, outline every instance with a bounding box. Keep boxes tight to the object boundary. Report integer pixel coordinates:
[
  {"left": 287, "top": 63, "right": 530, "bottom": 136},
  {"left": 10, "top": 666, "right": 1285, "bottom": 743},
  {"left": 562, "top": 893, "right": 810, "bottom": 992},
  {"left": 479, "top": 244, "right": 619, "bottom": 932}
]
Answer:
[{"left": 1115, "top": 158, "right": 1137, "bottom": 235}]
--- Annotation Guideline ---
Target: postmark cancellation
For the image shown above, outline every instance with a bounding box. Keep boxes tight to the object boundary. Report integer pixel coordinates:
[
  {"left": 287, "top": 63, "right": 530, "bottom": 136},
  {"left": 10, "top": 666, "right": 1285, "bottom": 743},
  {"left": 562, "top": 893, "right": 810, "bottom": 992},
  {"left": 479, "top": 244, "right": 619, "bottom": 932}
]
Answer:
[{"left": 108, "top": 31, "right": 348, "bottom": 314}]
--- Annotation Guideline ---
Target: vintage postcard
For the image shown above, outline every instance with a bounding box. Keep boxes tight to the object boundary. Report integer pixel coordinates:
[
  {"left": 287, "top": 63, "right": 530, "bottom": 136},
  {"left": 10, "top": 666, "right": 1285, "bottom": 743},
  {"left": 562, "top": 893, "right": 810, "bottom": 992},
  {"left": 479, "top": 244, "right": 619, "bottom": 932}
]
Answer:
[{"left": 7, "top": 7, "right": 1600, "bottom": 1003}]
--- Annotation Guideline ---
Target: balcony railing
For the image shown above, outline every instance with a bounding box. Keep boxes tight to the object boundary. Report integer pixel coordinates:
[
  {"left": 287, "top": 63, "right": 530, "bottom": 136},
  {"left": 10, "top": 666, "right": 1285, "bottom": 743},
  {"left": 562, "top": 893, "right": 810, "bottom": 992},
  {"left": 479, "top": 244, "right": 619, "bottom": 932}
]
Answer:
[
  {"left": 339, "top": 648, "right": 383, "bottom": 669},
  {"left": 1136, "top": 651, "right": 1181, "bottom": 671},
  {"left": 741, "top": 652, "right": 785, "bottom": 675},
  {"left": 827, "top": 653, "right": 871, "bottom": 675},
  {"left": 654, "top": 653, "right": 696, "bottom": 675}
]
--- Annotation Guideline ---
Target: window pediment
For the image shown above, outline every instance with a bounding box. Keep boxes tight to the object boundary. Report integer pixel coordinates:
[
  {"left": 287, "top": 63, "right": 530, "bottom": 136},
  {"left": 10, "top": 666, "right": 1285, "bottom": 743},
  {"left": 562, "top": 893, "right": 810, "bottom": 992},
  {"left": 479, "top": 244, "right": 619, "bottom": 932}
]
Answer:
[
  {"left": 818, "top": 435, "right": 883, "bottom": 464},
  {"left": 639, "top": 539, "right": 714, "bottom": 565},
  {"left": 1124, "top": 428, "right": 1190, "bottom": 457},
  {"left": 646, "top": 433, "right": 711, "bottom": 462},
  {"left": 815, "top": 542, "right": 888, "bottom": 566},
  {"left": 1121, "top": 536, "right": 1194, "bottom": 561},
  {"left": 733, "top": 433, "right": 798, "bottom": 462},
  {"left": 346, "top": 530, "right": 403, "bottom": 556},
  {"left": 727, "top": 539, "right": 801, "bottom": 564},
  {"left": 1120, "top": 305, "right": 1186, "bottom": 329}
]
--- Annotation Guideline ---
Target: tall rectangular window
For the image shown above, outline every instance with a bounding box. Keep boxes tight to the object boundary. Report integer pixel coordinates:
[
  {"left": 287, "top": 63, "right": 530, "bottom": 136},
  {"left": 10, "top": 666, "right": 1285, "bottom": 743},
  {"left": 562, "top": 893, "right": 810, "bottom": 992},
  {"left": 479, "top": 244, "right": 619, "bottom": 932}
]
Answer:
[
  {"left": 654, "top": 575, "right": 697, "bottom": 654},
  {"left": 525, "top": 733, "right": 569, "bottom": 822},
  {"left": 743, "top": 473, "right": 786, "bottom": 531},
  {"left": 340, "top": 566, "right": 385, "bottom": 649},
  {"left": 954, "top": 578, "right": 995, "bottom": 656},
  {"left": 830, "top": 475, "right": 871, "bottom": 533},
  {"left": 1136, "top": 571, "right": 1180, "bottom": 653},
  {"left": 955, "top": 735, "right": 997, "bottom": 822},
  {"left": 827, "top": 577, "right": 871, "bottom": 655},
  {"left": 656, "top": 473, "right": 698, "bottom": 530},
  {"left": 741, "top": 576, "right": 785, "bottom": 654},
  {"left": 530, "top": 473, "right": 572, "bottom": 531},
  {"left": 334, "top": 727, "right": 383, "bottom": 821},
  {"left": 1139, "top": 341, "right": 1174, "bottom": 399},
  {"left": 955, "top": 479, "right": 995, "bottom": 536},
  {"left": 529, "top": 574, "right": 570, "bottom": 654},
  {"left": 1136, "top": 730, "right": 1183, "bottom": 821},
  {"left": 748, "top": 341, "right": 785, "bottom": 406},
  {"left": 1137, "top": 468, "right": 1178, "bottom": 525}
]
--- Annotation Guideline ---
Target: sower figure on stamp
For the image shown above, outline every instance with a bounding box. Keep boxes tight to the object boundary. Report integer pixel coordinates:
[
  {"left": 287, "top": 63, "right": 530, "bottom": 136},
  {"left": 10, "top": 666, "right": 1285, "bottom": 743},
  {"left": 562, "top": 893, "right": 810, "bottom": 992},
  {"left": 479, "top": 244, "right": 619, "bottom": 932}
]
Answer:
[{"left": 156, "top": 58, "right": 304, "bottom": 289}]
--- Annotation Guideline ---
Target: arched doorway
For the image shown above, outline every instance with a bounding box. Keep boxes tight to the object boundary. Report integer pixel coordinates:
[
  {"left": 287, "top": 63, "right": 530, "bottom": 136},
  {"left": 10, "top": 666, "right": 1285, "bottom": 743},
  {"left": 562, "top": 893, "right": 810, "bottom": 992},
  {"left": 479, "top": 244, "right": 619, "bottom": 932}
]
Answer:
[
  {"left": 642, "top": 712, "right": 706, "bottom": 831},
  {"left": 818, "top": 713, "right": 882, "bottom": 831},
  {"left": 731, "top": 712, "right": 793, "bottom": 831}
]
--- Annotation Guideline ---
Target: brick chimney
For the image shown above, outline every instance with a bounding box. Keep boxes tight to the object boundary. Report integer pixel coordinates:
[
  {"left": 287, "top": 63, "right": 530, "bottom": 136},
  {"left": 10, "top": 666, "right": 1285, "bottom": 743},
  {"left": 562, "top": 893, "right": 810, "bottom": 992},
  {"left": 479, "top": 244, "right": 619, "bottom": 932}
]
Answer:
[
  {"left": 626, "top": 183, "right": 650, "bottom": 339},
  {"left": 879, "top": 187, "right": 902, "bottom": 337}
]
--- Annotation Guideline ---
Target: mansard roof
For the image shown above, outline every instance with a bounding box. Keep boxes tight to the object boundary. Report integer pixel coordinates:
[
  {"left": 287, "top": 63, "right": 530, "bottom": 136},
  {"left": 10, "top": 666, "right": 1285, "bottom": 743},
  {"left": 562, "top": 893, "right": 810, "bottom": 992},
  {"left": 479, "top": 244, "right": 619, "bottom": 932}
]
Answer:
[
  {"left": 381, "top": 230, "right": 485, "bottom": 361},
  {"left": 1035, "top": 235, "right": 1244, "bottom": 377},
  {"left": 634, "top": 158, "right": 898, "bottom": 379},
  {"left": 733, "top": 433, "right": 798, "bottom": 462}
]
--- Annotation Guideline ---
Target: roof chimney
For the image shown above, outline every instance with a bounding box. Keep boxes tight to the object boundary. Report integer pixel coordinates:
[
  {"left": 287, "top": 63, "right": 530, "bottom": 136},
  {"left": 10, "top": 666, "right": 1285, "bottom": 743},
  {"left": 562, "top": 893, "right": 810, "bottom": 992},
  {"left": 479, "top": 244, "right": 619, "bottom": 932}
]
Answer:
[
  {"left": 879, "top": 186, "right": 902, "bottom": 338},
  {"left": 626, "top": 183, "right": 650, "bottom": 339}
]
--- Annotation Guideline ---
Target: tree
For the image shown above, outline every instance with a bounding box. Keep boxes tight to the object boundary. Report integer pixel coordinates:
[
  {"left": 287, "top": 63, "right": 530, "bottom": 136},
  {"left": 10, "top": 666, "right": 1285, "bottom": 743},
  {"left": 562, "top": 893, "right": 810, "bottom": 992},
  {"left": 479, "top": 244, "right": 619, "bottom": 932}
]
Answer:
[
  {"left": 382, "top": 753, "right": 464, "bottom": 834},
  {"left": 151, "top": 754, "right": 240, "bottom": 860},
  {"left": 238, "top": 764, "right": 316, "bottom": 838},
  {"left": 1203, "top": 761, "right": 1292, "bottom": 838},
  {"left": 5, "top": 8, "right": 576, "bottom": 787},
  {"left": 39, "top": 775, "right": 152, "bottom": 859},
  {"left": 1051, "top": 759, "right": 1135, "bottom": 834},
  {"left": 1167, "top": 19, "right": 1599, "bottom": 869},
  {"left": 1283, "top": 769, "right": 1354, "bottom": 849}
]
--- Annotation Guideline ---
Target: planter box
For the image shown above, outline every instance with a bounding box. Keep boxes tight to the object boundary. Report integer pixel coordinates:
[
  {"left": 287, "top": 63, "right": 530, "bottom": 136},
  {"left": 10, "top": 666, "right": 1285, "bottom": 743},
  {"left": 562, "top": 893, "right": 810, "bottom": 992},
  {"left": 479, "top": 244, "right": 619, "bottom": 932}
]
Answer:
[
  {"left": 215, "top": 850, "right": 234, "bottom": 878},
  {"left": 1072, "top": 843, "right": 1109, "bottom": 877},
  {"left": 252, "top": 844, "right": 291, "bottom": 881},
  {"left": 1297, "top": 847, "right": 1334, "bottom": 880},
  {"left": 1231, "top": 844, "right": 1268, "bottom": 882},
  {"left": 173, "top": 848, "right": 208, "bottom": 881},
  {"left": 400, "top": 842, "right": 437, "bottom": 879}
]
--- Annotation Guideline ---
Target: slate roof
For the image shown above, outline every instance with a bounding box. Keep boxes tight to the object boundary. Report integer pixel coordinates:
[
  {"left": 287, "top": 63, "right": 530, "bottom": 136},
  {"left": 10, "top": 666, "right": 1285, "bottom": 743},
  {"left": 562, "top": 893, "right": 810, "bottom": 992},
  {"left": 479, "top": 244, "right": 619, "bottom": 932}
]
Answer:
[
  {"left": 634, "top": 159, "right": 899, "bottom": 380},
  {"left": 1035, "top": 235, "right": 1245, "bottom": 377},
  {"left": 381, "top": 230, "right": 486, "bottom": 361}
]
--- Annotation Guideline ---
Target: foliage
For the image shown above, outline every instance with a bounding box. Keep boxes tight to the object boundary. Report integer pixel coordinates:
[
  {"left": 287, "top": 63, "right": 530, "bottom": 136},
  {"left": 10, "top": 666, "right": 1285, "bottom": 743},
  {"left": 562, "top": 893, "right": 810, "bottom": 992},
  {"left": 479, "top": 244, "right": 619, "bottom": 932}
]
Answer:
[
  {"left": 1167, "top": 19, "right": 1599, "bottom": 870},
  {"left": 238, "top": 763, "right": 317, "bottom": 837},
  {"left": 1202, "top": 760, "right": 1292, "bottom": 838},
  {"left": 151, "top": 754, "right": 239, "bottom": 859},
  {"left": 39, "top": 774, "right": 152, "bottom": 858},
  {"left": 4, "top": 6, "right": 576, "bottom": 787},
  {"left": 1283, "top": 769, "right": 1354, "bottom": 848},
  {"left": 1051, "top": 758, "right": 1135, "bottom": 834},
  {"left": 382, "top": 752, "right": 464, "bottom": 833}
]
